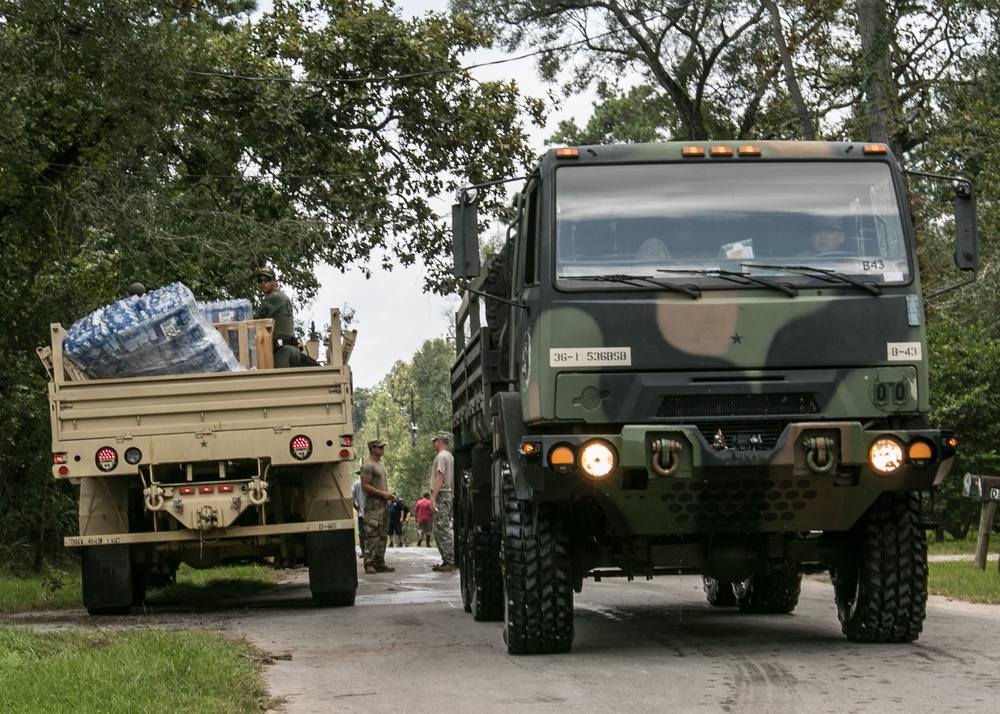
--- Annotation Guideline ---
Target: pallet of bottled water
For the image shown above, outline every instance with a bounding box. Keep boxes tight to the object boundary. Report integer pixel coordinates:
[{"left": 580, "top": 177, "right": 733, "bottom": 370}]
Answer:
[
  {"left": 63, "top": 283, "right": 245, "bottom": 379},
  {"left": 199, "top": 298, "right": 258, "bottom": 368}
]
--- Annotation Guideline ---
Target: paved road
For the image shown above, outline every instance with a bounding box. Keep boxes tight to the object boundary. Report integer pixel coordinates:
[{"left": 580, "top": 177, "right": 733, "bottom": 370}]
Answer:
[{"left": 217, "top": 547, "right": 1000, "bottom": 714}]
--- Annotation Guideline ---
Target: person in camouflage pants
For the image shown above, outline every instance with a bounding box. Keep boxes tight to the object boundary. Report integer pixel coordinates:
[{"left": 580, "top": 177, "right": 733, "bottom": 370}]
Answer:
[
  {"left": 361, "top": 439, "right": 394, "bottom": 574},
  {"left": 429, "top": 431, "right": 456, "bottom": 572}
]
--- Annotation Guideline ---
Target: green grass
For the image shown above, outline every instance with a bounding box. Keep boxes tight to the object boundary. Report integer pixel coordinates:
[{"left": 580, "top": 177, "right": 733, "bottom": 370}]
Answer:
[
  {"left": 928, "top": 559, "right": 1000, "bottom": 604},
  {"left": 927, "top": 530, "right": 979, "bottom": 555},
  {"left": 0, "top": 626, "right": 271, "bottom": 713},
  {"left": 145, "top": 563, "right": 281, "bottom": 608},
  {"left": 0, "top": 569, "right": 85, "bottom": 614},
  {"left": 0, "top": 563, "right": 282, "bottom": 614}
]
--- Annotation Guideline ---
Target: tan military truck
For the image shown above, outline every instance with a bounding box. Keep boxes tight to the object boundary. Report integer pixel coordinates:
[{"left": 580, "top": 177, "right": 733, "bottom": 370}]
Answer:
[{"left": 39, "top": 309, "right": 358, "bottom": 614}]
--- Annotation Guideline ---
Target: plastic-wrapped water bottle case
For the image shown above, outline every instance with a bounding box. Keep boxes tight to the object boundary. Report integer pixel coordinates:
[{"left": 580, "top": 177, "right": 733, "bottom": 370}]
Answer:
[{"left": 63, "top": 283, "right": 247, "bottom": 379}]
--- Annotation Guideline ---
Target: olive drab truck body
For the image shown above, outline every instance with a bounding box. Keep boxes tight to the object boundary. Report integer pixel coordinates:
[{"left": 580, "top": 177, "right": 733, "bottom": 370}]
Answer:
[
  {"left": 450, "top": 141, "right": 979, "bottom": 654},
  {"left": 40, "top": 309, "right": 359, "bottom": 614}
]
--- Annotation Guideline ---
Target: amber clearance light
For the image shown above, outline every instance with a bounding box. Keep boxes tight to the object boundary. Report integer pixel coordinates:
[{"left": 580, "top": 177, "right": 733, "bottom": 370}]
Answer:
[{"left": 549, "top": 445, "right": 575, "bottom": 475}]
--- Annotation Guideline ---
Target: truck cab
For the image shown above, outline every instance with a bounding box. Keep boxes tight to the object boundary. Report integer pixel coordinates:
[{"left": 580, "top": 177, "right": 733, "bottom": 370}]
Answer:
[{"left": 451, "top": 141, "right": 977, "bottom": 654}]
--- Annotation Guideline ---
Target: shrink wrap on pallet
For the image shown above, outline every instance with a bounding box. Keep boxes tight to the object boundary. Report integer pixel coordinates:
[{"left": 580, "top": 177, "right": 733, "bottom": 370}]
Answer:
[{"left": 63, "top": 283, "right": 245, "bottom": 379}]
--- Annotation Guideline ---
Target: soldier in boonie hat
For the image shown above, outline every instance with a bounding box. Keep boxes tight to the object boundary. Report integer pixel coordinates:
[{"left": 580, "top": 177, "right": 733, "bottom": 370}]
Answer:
[
  {"left": 255, "top": 267, "right": 276, "bottom": 281},
  {"left": 431, "top": 431, "right": 450, "bottom": 444},
  {"left": 368, "top": 439, "right": 387, "bottom": 449}
]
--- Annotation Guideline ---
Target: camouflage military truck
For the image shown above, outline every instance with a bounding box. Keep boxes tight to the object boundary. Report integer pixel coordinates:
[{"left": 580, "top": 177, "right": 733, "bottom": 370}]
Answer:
[
  {"left": 449, "top": 141, "right": 978, "bottom": 654},
  {"left": 40, "top": 309, "right": 359, "bottom": 614}
]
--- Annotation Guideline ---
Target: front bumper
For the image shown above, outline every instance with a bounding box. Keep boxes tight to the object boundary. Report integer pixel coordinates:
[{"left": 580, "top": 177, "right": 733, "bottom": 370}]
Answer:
[{"left": 520, "top": 421, "right": 954, "bottom": 535}]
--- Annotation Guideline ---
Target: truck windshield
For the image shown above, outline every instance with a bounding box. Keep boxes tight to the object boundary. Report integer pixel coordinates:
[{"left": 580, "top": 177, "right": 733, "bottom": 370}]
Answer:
[{"left": 554, "top": 162, "right": 911, "bottom": 289}]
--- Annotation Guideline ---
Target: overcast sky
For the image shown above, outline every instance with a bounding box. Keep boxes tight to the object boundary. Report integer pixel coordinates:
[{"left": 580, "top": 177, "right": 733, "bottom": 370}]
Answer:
[{"left": 300, "top": 0, "right": 595, "bottom": 388}]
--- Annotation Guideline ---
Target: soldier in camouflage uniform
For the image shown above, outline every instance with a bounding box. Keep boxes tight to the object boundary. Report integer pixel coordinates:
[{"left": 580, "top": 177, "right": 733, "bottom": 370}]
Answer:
[
  {"left": 255, "top": 267, "right": 300, "bottom": 369},
  {"left": 429, "top": 431, "right": 456, "bottom": 572},
  {"left": 361, "top": 439, "right": 394, "bottom": 574}
]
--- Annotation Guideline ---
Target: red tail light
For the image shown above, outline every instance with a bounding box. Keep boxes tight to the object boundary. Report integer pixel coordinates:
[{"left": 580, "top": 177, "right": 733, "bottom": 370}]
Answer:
[
  {"left": 96, "top": 447, "right": 118, "bottom": 472},
  {"left": 290, "top": 435, "right": 312, "bottom": 460}
]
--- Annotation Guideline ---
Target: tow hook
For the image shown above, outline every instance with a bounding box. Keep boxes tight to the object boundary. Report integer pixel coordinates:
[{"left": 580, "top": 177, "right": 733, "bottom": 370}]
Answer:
[
  {"left": 650, "top": 439, "right": 683, "bottom": 477},
  {"left": 247, "top": 477, "right": 268, "bottom": 505},
  {"left": 144, "top": 485, "right": 167, "bottom": 511},
  {"left": 803, "top": 436, "right": 837, "bottom": 474}
]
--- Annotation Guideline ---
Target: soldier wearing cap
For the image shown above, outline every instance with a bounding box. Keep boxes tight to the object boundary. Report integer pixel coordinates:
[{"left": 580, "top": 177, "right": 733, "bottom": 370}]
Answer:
[
  {"left": 429, "top": 431, "right": 456, "bottom": 572},
  {"left": 808, "top": 216, "right": 846, "bottom": 255},
  {"left": 360, "top": 438, "right": 395, "bottom": 574},
  {"left": 254, "top": 267, "right": 300, "bottom": 368}
]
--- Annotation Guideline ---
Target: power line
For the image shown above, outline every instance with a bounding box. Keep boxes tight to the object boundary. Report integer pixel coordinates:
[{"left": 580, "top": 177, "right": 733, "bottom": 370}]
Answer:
[{"left": 188, "top": 11, "right": 672, "bottom": 86}]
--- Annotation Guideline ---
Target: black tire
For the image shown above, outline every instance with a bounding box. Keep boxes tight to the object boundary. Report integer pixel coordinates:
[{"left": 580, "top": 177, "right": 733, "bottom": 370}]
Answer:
[
  {"left": 833, "top": 491, "right": 927, "bottom": 643},
  {"left": 703, "top": 576, "right": 738, "bottom": 607},
  {"left": 458, "top": 474, "right": 504, "bottom": 621},
  {"left": 501, "top": 468, "right": 574, "bottom": 655},
  {"left": 470, "top": 528, "right": 504, "bottom": 621},
  {"left": 306, "top": 530, "right": 358, "bottom": 608},
  {"left": 736, "top": 569, "right": 802, "bottom": 614}
]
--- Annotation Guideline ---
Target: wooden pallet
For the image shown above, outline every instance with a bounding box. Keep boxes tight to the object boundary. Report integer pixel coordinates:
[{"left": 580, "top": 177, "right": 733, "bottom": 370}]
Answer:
[{"left": 212, "top": 318, "right": 274, "bottom": 370}]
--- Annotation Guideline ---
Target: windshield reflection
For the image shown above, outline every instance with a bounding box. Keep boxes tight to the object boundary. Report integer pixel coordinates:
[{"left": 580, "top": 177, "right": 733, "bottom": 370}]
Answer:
[{"left": 554, "top": 162, "right": 910, "bottom": 288}]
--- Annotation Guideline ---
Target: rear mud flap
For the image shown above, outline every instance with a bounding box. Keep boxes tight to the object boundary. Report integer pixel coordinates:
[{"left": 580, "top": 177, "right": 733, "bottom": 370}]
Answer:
[{"left": 82, "top": 544, "right": 133, "bottom": 612}]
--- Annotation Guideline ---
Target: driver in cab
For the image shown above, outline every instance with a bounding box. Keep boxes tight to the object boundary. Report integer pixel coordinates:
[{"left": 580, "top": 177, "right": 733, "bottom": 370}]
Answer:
[{"left": 808, "top": 216, "right": 846, "bottom": 255}]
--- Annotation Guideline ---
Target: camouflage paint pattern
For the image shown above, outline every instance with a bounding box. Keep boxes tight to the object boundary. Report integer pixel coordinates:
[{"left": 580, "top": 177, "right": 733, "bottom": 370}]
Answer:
[{"left": 454, "top": 141, "right": 955, "bottom": 547}]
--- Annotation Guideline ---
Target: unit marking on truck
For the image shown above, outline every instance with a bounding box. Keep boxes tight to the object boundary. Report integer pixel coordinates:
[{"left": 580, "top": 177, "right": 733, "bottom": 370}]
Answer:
[
  {"left": 549, "top": 347, "right": 632, "bottom": 367},
  {"left": 887, "top": 342, "right": 922, "bottom": 361}
]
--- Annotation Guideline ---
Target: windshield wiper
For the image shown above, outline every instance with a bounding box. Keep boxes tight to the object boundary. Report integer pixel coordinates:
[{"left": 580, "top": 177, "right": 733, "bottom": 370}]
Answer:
[
  {"left": 571, "top": 274, "right": 701, "bottom": 299},
  {"left": 658, "top": 268, "right": 799, "bottom": 297},
  {"left": 747, "top": 263, "right": 882, "bottom": 296}
]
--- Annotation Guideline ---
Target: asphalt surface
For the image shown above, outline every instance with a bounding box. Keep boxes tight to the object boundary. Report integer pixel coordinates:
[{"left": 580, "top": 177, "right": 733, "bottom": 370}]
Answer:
[
  {"left": 5, "top": 547, "right": 1000, "bottom": 713},
  {"left": 222, "top": 547, "right": 1000, "bottom": 714}
]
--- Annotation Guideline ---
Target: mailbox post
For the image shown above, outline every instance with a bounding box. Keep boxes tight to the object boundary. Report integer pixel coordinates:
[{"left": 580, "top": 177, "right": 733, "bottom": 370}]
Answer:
[{"left": 962, "top": 473, "right": 1000, "bottom": 571}]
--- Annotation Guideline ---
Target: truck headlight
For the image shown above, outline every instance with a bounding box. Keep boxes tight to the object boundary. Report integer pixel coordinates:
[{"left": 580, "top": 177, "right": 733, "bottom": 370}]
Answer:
[
  {"left": 869, "top": 437, "right": 904, "bottom": 475},
  {"left": 579, "top": 440, "right": 616, "bottom": 479}
]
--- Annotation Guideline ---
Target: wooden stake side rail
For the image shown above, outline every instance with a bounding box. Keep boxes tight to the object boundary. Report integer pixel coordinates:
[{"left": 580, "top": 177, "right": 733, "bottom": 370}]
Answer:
[{"left": 212, "top": 319, "right": 274, "bottom": 370}]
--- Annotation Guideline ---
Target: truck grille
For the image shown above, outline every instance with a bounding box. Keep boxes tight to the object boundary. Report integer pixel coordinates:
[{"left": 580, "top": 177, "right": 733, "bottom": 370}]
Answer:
[
  {"left": 662, "top": 477, "right": 820, "bottom": 529},
  {"left": 695, "top": 420, "right": 786, "bottom": 450},
  {"left": 656, "top": 393, "right": 819, "bottom": 419}
]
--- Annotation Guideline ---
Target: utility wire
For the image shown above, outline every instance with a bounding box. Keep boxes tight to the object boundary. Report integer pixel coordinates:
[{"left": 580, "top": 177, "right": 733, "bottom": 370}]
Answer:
[{"left": 189, "top": 10, "right": 672, "bottom": 86}]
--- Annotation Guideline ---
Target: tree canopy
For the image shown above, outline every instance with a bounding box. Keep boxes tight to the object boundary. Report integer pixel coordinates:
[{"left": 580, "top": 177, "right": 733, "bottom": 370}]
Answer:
[{"left": 0, "top": 0, "right": 540, "bottom": 565}]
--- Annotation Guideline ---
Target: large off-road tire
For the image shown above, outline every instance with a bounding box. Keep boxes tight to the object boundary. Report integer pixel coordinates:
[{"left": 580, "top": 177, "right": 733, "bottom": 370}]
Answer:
[
  {"left": 458, "top": 471, "right": 504, "bottom": 621},
  {"left": 736, "top": 569, "right": 802, "bottom": 614},
  {"left": 702, "top": 576, "right": 738, "bottom": 607},
  {"left": 501, "top": 470, "right": 574, "bottom": 655},
  {"left": 832, "top": 491, "right": 927, "bottom": 643},
  {"left": 306, "top": 530, "right": 358, "bottom": 607}
]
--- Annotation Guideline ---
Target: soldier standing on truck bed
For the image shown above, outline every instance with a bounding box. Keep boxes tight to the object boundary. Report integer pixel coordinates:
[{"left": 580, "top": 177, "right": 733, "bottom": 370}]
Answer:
[
  {"left": 361, "top": 439, "right": 395, "bottom": 574},
  {"left": 255, "top": 267, "right": 300, "bottom": 368}
]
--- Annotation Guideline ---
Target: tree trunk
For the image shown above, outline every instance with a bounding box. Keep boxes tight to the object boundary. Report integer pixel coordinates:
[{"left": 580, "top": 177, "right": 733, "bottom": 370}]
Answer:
[
  {"left": 762, "top": 0, "right": 815, "bottom": 140},
  {"left": 855, "top": 0, "right": 900, "bottom": 155}
]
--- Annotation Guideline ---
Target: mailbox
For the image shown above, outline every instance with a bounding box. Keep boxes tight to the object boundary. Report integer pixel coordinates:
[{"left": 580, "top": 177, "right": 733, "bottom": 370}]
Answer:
[{"left": 962, "top": 473, "right": 1000, "bottom": 502}]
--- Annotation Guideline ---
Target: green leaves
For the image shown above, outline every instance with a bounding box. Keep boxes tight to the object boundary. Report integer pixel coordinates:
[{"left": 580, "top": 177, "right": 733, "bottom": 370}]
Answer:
[{"left": 0, "top": 0, "right": 538, "bottom": 566}]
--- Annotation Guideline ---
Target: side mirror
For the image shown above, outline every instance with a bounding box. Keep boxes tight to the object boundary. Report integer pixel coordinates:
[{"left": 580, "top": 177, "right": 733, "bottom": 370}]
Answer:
[
  {"left": 953, "top": 182, "right": 979, "bottom": 273},
  {"left": 452, "top": 191, "right": 480, "bottom": 279}
]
